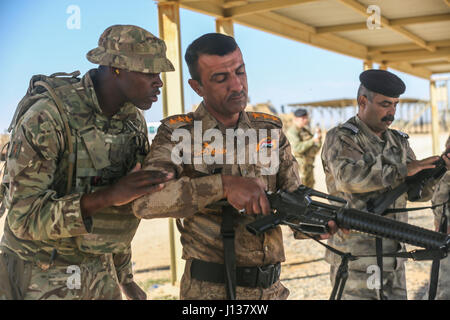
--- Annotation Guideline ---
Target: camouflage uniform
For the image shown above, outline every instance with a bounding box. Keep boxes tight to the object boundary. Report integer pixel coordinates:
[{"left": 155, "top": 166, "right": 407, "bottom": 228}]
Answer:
[
  {"left": 321, "top": 116, "right": 434, "bottom": 300},
  {"left": 286, "top": 125, "right": 321, "bottom": 188},
  {"left": 0, "top": 25, "right": 173, "bottom": 300},
  {"left": 429, "top": 168, "right": 450, "bottom": 299},
  {"left": 132, "top": 103, "right": 301, "bottom": 300}
]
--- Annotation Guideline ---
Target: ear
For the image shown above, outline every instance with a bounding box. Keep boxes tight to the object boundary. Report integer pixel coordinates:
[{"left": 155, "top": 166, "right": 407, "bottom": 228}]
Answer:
[
  {"left": 357, "top": 95, "right": 367, "bottom": 110},
  {"left": 109, "top": 66, "right": 122, "bottom": 77},
  {"left": 188, "top": 79, "right": 203, "bottom": 97}
]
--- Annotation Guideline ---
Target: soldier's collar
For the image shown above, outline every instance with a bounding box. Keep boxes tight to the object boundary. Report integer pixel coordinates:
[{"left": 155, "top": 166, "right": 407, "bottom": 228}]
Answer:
[
  {"left": 195, "top": 101, "right": 252, "bottom": 132},
  {"left": 354, "top": 115, "right": 384, "bottom": 143},
  {"left": 82, "top": 69, "right": 104, "bottom": 115}
]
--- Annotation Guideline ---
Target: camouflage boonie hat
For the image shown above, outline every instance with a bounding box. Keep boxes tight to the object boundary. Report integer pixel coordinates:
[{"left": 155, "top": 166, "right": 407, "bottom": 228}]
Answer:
[{"left": 86, "top": 24, "right": 175, "bottom": 73}]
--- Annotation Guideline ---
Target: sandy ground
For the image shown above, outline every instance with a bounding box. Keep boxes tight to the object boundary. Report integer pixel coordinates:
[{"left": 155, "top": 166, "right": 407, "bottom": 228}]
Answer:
[{"left": 0, "top": 132, "right": 448, "bottom": 300}]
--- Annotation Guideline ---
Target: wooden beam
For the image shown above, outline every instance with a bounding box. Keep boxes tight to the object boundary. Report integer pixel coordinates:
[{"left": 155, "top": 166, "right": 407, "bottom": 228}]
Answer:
[
  {"left": 433, "top": 69, "right": 450, "bottom": 74},
  {"left": 178, "top": 0, "right": 224, "bottom": 17},
  {"left": 336, "top": 0, "right": 435, "bottom": 52},
  {"left": 224, "top": 0, "right": 318, "bottom": 18},
  {"left": 411, "top": 61, "right": 450, "bottom": 68},
  {"left": 317, "top": 13, "right": 450, "bottom": 34},
  {"left": 372, "top": 47, "right": 450, "bottom": 62},
  {"left": 223, "top": 0, "right": 248, "bottom": 9},
  {"left": 385, "top": 61, "right": 432, "bottom": 79},
  {"left": 234, "top": 11, "right": 369, "bottom": 59},
  {"left": 316, "top": 22, "right": 366, "bottom": 34},
  {"left": 368, "top": 40, "right": 450, "bottom": 55},
  {"left": 390, "top": 13, "right": 450, "bottom": 26}
]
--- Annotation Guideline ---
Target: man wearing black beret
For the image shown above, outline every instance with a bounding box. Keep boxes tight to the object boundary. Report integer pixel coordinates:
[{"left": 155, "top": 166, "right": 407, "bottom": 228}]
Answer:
[
  {"left": 286, "top": 108, "right": 322, "bottom": 188},
  {"left": 321, "top": 69, "right": 450, "bottom": 299}
]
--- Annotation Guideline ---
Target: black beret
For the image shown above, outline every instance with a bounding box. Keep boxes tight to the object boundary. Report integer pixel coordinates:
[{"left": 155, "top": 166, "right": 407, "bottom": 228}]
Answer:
[
  {"left": 359, "top": 69, "right": 405, "bottom": 98},
  {"left": 294, "top": 108, "right": 308, "bottom": 117}
]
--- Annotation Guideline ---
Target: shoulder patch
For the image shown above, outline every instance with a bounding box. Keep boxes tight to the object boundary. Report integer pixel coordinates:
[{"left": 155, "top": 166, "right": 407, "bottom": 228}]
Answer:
[
  {"left": 247, "top": 112, "right": 282, "bottom": 127},
  {"left": 340, "top": 122, "right": 359, "bottom": 134},
  {"left": 161, "top": 113, "right": 194, "bottom": 129},
  {"left": 392, "top": 129, "right": 409, "bottom": 139}
]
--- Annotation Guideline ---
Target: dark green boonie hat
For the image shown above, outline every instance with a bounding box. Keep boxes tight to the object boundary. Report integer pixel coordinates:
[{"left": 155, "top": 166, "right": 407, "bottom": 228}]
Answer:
[{"left": 86, "top": 24, "right": 175, "bottom": 73}]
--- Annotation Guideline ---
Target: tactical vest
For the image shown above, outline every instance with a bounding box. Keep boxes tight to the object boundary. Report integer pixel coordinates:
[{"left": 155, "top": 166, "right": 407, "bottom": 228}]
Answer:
[{"left": 1, "top": 71, "right": 147, "bottom": 254}]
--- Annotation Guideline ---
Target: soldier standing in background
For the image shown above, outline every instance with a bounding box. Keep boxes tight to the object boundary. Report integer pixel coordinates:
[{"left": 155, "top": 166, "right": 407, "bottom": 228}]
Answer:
[
  {"left": 0, "top": 25, "right": 174, "bottom": 300},
  {"left": 321, "top": 69, "right": 450, "bottom": 300},
  {"left": 286, "top": 108, "right": 322, "bottom": 188}
]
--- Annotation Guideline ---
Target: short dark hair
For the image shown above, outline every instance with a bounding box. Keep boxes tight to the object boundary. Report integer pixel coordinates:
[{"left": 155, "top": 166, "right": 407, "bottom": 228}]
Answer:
[
  {"left": 185, "top": 33, "right": 238, "bottom": 83},
  {"left": 357, "top": 84, "right": 375, "bottom": 103}
]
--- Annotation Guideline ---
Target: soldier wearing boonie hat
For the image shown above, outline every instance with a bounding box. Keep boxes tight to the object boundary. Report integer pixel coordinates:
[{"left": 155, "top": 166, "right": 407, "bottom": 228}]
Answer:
[
  {"left": 321, "top": 69, "right": 450, "bottom": 300},
  {"left": 0, "top": 24, "right": 174, "bottom": 300},
  {"left": 86, "top": 24, "right": 174, "bottom": 74}
]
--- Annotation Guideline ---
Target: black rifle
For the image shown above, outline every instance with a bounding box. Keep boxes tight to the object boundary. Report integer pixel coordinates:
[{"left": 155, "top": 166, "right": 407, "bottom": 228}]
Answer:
[
  {"left": 246, "top": 185, "right": 449, "bottom": 254},
  {"left": 367, "top": 150, "right": 449, "bottom": 215}
]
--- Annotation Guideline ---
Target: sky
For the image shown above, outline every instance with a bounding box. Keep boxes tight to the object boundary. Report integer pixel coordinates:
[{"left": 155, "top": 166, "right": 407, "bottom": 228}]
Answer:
[{"left": 0, "top": 0, "right": 446, "bottom": 133}]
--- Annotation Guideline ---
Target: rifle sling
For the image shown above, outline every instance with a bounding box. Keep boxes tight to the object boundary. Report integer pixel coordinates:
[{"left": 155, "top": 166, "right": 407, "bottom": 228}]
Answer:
[
  {"left": 292, "top": 226, "right": 447, "bottom": 300},
  {"left": 375, "top": 238, "right": 386, "bottom": 300},
  {"left": 221, "top": 205, "right": 236, "bottom": 300},
  {"left": 381, "top": 203, "right": 445, "bottom": 215},
  {"left": 428, "top": 206, "right": 447, "bottom": 300}
]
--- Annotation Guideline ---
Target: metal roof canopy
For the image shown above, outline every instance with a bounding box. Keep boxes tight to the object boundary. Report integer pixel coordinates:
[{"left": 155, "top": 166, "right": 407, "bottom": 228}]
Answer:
[{"left": 170, "top": 0, "right": 450, "bottom": 79}]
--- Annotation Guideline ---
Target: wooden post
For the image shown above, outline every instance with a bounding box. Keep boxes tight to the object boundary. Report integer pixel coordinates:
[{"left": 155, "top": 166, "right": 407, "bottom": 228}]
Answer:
[
  {"left": 363, "top": 60, "right": 373, "bottom": 70},
  {"left": 430, "top": 80, "right": 440, "bottom": 154},
  {"left": 158, "top": 1, "right": 185, "bottom": 285},
  {"left": 216, "top": 17, "right": 235, "bottom": 37}
]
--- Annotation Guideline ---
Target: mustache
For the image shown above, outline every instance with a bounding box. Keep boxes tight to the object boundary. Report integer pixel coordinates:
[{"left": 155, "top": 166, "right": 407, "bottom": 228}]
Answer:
[
  {"left": 227, "top": 91, "right": 246, "bottom": 101},
  {"left": 381, "top": 115, "right": 395, "bottom": 122}
]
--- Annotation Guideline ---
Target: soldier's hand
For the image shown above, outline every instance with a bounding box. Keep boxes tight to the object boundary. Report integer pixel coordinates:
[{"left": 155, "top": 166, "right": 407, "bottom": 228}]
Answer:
[
  {"left": 222, "top": 175, "right": 271, "bottom": 215},
  {"left": 120, "top": 281, "right": 147, "bottom": 300},
  {"left": 317, "top": 220, "right": 344, "bottom": 240},
  {"left": 81, "top": 164, "right": 175, "bottom": 218},
  {"left": 108, "top": 163, "right": 174, "bottom": 206},
  {"left": 406, "top": 156, "right": 440, "bottom": 177},
  {"left": 443, "top": 152, "right": 450, "bottom": 170}
]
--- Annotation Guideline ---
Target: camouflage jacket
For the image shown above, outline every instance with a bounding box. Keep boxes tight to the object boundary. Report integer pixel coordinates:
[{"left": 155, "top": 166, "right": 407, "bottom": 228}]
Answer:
[
  {"left": 321, "top": 115, "right": 434, "bottom": 271},
  {"left": 286, "top": 125, "right": 321, "bottom": 162},
  {"left": 133, "top": 103, "right": 301, "bottom": 266},
  {"left": 0, "top": 69, "right": 148, "bottom": 283},
  {"left": 432, "top": 171, "right": 450, "bottom": 225}
]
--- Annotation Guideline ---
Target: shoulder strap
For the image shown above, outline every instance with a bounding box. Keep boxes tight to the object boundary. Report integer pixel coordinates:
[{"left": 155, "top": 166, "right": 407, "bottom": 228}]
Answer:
[{"left": 33, "top": 81, "right": 75, "bottom": 194}]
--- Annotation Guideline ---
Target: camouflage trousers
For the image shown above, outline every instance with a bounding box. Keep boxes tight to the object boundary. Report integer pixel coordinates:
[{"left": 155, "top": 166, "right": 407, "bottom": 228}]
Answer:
[
  {"left": 296, "top": 159, "right": 315, "bottom": 188},
  {"left": 179, "top": 259, "right": 290, "bottom": 300},
  {"left": 330, "top": 264, "right": 407, "bottom": 300},
  {"left": 0, "top": 250, "right": 122, "bottom": 300},
  {"left": 425, "top": 255, "right": 450, "bottom": 300}
]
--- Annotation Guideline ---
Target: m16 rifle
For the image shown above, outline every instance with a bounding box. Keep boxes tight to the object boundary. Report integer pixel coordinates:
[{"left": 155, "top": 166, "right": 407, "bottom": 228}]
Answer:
[{"left": 247, "top": 185, "right": 449, "bottom": 254}]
